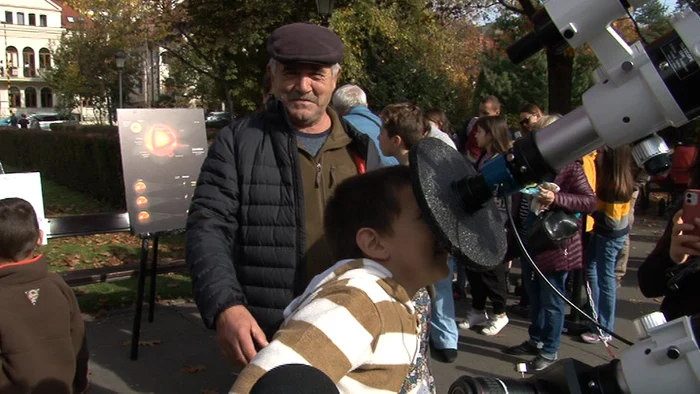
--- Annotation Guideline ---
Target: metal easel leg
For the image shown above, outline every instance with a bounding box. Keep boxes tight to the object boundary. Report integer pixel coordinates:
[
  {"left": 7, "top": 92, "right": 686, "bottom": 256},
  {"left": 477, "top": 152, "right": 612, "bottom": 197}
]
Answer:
[
  {"left": 131, "top": 236, "right": 150, "bottom": 360},
  {"left": 148, "top": 235, "right": 159, "bottom": 323}
]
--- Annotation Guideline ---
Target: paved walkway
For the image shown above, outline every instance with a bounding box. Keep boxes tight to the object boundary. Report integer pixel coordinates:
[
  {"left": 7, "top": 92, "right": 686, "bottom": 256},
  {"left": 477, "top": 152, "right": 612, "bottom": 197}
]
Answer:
[{"left": 85, "top": 214, "right": 667, "bottom": 393}]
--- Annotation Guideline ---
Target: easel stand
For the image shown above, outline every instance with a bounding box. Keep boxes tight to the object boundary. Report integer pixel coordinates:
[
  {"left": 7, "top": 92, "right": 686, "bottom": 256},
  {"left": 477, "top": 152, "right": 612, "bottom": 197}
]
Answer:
[{"left": 130, "top": 231, "right": 175, "bottom": 361}]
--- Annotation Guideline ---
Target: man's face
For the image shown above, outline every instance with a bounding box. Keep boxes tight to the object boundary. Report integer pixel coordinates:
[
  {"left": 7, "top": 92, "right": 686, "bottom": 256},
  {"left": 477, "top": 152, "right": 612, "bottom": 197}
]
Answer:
[
  {"left": 479, "top": 102, "right": 500, "bottom": 117},
  {"left": 270, "top": 62, "right": 339, "bottom": 128},
  {"left": 519, "top": 111, "right": 541, "bottom": 133}
]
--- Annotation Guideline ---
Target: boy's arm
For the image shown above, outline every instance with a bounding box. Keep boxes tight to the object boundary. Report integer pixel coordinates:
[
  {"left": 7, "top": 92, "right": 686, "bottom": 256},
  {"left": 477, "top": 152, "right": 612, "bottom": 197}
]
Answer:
[
  {"left": 230, "top": 286, "right": 382, "bottom": 393},
  {"left": 55, "top": 276, "right": 89, "bottom": 392}
]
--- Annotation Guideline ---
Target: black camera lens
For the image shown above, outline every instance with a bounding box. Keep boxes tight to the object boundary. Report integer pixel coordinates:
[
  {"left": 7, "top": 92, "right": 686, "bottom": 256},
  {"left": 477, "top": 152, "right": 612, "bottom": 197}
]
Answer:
[
  {"left": 644, "top": 153, "right": 672, "bottom": 177},
  {"left": 448, "top": 376, "right": 537, "bottom": 394}
]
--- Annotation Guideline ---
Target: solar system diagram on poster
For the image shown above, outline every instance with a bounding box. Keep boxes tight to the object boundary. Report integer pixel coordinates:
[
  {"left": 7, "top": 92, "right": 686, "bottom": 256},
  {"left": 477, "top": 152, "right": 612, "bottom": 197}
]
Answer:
[{"left": 117, "top": 109, "right": 208, "bottom": 235}]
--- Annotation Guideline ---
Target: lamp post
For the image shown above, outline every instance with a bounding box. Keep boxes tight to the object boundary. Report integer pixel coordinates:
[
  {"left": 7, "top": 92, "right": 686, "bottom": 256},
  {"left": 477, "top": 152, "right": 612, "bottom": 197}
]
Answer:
[
  {"left": 115, "top": 51, "right": 125, "bottom": 109},
  {"left": 316, "top": 0, "right": 334, "bottom": 27}
]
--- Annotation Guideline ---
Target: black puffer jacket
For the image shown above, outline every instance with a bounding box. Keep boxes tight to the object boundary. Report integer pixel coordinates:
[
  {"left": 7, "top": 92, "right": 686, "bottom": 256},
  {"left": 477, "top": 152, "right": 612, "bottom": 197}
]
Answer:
[{"left": 185, "top": 100, "right": 381, "bottom": 337}]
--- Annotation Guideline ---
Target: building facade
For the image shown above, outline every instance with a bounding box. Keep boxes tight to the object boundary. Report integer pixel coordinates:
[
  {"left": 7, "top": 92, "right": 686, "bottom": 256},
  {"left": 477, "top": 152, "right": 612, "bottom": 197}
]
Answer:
[{"left": 0, "top": 0, "right": 70, "bottom": 117}]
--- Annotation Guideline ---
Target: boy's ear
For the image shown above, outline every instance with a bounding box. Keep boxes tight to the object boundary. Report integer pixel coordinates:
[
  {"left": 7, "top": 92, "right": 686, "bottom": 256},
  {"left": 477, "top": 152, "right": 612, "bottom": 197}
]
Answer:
[
  {"left": 356, "top": 227, "right": 389, "bottom": 261},
  {"left": 36, "top": 230, "right": 44, "bottom": 247},
  {"left": 393, "top": 135, "right": 405, "bottom": 150}
]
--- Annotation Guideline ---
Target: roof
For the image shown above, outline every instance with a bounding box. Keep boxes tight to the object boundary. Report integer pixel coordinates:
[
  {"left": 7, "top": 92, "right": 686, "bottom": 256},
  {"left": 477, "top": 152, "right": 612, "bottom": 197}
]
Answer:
[{"left": 51, "top": 0, "right": 91, "bottom": 29}]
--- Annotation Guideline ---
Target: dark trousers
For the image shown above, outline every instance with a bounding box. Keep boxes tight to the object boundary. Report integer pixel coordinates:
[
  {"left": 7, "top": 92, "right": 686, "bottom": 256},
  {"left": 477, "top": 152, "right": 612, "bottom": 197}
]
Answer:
[
  {"left": 523, "top": 262, "right": 569, "bottom": 358},
  {"left": 466, "top": 262, "right": 508, "bottom": 315}
]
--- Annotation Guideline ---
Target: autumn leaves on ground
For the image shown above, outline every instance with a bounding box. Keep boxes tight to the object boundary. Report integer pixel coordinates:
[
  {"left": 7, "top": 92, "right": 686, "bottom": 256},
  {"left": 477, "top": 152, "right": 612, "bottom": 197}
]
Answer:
[{"left": 32, "top": 171, "right": 193, "bottom": 315}]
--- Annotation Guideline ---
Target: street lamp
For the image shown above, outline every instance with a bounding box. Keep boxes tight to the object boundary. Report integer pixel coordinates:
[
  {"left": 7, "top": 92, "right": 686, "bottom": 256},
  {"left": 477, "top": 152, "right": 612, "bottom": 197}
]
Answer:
[
  {"left": 316, "top": 0, "right": 334, "bottom": 26},
  {"left": 115, "top": 51, "right": 125, "bottom": 108}
]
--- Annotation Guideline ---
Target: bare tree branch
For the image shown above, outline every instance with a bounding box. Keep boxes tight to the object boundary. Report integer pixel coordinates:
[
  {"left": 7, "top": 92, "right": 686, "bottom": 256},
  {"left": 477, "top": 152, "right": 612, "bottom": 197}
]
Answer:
[
  {"left": 176, "top": 24, "right": 217, "bottom": 68},
  {"left": 160, "top": 43, "right": 222, "bottom": 82},
  {"left": 496, "top": 0, "right": 524, "bottom": 14},
  {"left": 516, "top": 0, "right": 537, "bottom": 17}
]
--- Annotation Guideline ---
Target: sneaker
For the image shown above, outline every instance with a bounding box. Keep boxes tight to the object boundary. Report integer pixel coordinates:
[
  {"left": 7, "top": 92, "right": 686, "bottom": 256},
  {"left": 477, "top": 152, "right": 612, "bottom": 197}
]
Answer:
[
  {"left": 458, "top": 309, "right": 488, "bottom": 330},
  {"left": 481, "top": 313, "right": 509, "bottom": 336},
  {"left": 525, "top": 354, "right": 556, "bottom": 373},
  {"left": 504, "top": 340, "right": 540, "bottom": 356},
  {"left": 431, "top": 348, "right": 458, "bottom": 364},
  {"left": 580, "top": 332, "right": 613, "bottom": 344}
]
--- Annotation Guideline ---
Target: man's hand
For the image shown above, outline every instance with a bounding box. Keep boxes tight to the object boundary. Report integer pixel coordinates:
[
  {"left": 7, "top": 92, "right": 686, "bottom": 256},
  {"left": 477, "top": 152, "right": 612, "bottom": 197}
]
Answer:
[
  {"left": 670, "top": 210, "right": 700, "bottom": 264},
  {"left": 215, "top": 305, "right": 269, "bottom": 367}
]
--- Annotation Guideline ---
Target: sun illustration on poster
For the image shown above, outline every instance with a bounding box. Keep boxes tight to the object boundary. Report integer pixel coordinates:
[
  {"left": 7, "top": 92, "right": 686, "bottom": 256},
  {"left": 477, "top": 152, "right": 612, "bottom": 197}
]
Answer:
[{"left": 143, "top": 123, "right": 182, "bottom": 157}]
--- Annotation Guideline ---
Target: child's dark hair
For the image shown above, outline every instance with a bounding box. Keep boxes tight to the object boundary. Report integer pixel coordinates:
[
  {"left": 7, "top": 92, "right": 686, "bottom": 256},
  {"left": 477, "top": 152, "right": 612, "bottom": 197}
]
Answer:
[
  {"left": 0, "top": 198, "right": 40, "bottom": 261},
  {"left": 324, "top": 165, "right": 413, "bottom": 260},
  {"left": 381, "top": 102, "right": 429, "bottom": 150}
]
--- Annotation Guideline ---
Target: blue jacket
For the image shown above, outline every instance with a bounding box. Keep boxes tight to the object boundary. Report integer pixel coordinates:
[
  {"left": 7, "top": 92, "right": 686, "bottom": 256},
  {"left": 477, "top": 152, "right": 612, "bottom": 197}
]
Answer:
[{"left": 343, "top": 106, "right": 399, "bottom": 166}]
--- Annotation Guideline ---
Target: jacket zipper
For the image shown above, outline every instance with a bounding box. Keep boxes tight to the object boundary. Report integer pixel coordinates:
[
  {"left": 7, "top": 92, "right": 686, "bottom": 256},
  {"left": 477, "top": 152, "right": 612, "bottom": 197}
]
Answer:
[
  {"left": 289, "top": 134, "right": 305, "bottom": 296},
  {"left": 315, "top": 163, "right": 322, "bottom": 188},
  {"left": 329, "top": 165, "right": 336, "bottom": 187}
]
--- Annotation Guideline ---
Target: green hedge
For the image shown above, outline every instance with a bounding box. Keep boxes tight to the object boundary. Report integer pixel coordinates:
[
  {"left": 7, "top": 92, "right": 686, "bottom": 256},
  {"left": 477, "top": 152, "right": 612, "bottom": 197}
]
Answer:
[
  {"left": 50, "top": 123, "right": 119, "bottom": 135},
  {"left": 0, "top": 126, "right": 126, "bottom": 210}
]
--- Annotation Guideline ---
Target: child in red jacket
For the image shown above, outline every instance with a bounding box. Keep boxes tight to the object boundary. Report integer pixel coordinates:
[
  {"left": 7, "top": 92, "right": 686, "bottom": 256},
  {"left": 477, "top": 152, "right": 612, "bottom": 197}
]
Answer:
[{"left": 0, "top": 198, "right": 89, "bottom": 394}]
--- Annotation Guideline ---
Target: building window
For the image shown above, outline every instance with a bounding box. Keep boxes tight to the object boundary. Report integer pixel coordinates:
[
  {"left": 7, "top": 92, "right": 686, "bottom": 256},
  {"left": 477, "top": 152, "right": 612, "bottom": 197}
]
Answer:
[
  {"left": 5, "top": 11, "right": 12, "bottom": 24},
  {"left": 17, "top": 13, "right": 24, "bottom": 25},
  {"left": 28, "top": 13, "right": 36, "bottom": 26},
  {"left": 23, "top": 47, "right": 36, "bottom": 77},
  {"left": 6, "top": 46, "right": 18, "bottom": 77},
  {"left": 41, "top": 88, "right": 53, "bottom": 108},
  {"left": 9, "top": 87, "right": 20, "bottom": 107},
  {"left": 39, "top": 15, "right": 47, "bottom": 27},
  {"left": 66, "top": 16, "right": 75, "bottom": 23},
  {"left": 39, "top": 48, "right": 50, "bottom": 69},
  {"left": 25, "top": 87, "right": 37, "bottom": 108}
]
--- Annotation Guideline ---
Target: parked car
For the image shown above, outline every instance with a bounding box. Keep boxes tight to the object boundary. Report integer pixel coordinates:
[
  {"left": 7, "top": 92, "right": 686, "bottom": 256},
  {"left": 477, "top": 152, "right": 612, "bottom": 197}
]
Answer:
[
  {"left": 29, "top": 113, "right": 79, "bottom": 131},
  {"left": 205, "top": 111, "right": 232, "bottom": 130},
  {"left": 0, "top": 116, "right": 13, "bottom": 127}
]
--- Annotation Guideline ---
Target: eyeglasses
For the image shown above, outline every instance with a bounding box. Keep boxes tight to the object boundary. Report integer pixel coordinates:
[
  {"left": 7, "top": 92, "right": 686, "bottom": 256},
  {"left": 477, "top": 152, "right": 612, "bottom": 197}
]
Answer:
[{"left": 520, "top": 114, "right": 536, "bottom": 127}]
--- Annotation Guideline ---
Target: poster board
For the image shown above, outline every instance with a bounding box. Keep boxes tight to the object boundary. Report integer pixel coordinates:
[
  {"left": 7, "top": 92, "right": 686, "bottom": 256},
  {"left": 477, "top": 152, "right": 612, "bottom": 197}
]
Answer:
[
  {"left": 117, "top": 108, "right": 208, "bottom": 235},
  {"left": 0, "top": 172, "right": 48, "bottom": 244}
]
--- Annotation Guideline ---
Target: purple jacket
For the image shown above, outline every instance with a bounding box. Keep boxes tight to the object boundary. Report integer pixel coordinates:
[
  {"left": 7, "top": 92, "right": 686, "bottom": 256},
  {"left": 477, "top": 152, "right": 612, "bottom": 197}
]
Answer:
[{"left": 507, "top": 161, "right": 596, "bottom": 272}]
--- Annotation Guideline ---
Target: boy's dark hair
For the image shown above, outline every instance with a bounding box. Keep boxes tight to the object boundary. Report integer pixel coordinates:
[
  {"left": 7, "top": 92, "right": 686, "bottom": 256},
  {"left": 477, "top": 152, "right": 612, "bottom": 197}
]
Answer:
[
  {"left": 324, "top": 165, "right": 413, "bottom": 261},
  {"left": 381, "top": 102, "right": 429, "bottom": 150},
  {"left": 0, "top": 198, "right": 40, "bottom": 261}
]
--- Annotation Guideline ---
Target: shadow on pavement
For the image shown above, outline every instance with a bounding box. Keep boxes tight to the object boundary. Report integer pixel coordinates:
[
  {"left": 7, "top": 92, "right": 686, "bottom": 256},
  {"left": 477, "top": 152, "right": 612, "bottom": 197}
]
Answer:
[{"left": 86, "top": 303, "right": 235, "bottom": 394}]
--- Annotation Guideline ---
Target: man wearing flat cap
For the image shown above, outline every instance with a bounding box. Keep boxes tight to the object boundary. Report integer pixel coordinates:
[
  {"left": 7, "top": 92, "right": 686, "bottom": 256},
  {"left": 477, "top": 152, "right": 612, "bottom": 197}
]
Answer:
[{"left": 186, "top": 23, "right": 382, "bottom": 367}]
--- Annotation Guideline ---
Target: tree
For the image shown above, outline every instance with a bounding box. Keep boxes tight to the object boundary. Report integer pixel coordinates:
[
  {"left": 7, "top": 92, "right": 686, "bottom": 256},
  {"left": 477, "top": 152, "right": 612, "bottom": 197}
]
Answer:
[
  {"left": 44, "top": 19, "right": 142, "bottom": 124},
  {"left": 147, "top": 0, "right": 322, "bottom": 116},
  {"left": 332, "top": 0, "right": 482, "bottom": 126},
  {"left": 45, "top": 0, "right": 154, "bottom": 123},
  {"left": 634, "top": 0, "right": 672, "bottom": 41}
]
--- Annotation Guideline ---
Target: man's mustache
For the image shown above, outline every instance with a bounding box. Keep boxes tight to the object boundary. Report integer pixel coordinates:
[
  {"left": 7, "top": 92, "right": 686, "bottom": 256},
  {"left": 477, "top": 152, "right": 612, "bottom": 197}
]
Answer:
[{"left": 287, "top": 93, "right": 318, "bottom": 103}]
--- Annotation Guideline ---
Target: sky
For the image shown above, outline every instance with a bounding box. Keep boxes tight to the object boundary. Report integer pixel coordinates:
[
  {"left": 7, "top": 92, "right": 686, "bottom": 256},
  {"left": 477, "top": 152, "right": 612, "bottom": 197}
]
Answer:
[{"left": 661, "top": 0, "right": 678, "bottom": 10}]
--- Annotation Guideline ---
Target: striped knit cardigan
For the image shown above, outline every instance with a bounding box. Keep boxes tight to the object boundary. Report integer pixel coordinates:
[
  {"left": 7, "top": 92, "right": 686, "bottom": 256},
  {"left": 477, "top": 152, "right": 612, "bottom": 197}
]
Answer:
[{"left": 230, "top": 258, "right": 423, "bottom": 394}]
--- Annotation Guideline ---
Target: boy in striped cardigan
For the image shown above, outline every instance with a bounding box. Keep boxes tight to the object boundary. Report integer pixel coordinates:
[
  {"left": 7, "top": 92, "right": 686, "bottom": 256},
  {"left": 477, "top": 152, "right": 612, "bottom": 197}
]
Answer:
[{"left": 231, "top": 165, "right": 450, "bottom": 394}]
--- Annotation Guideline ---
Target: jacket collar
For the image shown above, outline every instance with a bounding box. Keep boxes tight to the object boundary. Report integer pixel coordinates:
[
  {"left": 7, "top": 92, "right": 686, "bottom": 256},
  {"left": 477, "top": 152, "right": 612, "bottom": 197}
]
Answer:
[{"left": 0, "top": 254, "right": 48, "bottom": 285}]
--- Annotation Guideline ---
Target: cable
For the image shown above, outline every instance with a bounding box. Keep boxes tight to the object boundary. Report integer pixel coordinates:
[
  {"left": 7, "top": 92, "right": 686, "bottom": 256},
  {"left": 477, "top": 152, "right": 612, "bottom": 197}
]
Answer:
[{"left": 503, "top": 193, "right": 634, "bottom": 346}]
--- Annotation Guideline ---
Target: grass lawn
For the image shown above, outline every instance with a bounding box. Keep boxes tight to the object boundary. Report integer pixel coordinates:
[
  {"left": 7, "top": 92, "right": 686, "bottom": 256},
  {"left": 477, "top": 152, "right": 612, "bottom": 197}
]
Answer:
[{"left": 4, "top": 165, "right": 192, "bottom": 314}]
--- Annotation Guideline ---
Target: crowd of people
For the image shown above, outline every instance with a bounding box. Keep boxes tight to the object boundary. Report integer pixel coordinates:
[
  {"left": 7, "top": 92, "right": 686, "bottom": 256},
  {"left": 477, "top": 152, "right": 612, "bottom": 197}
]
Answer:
[{"left": 1, "top": 21, "right": 700, "bottom": 394}]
